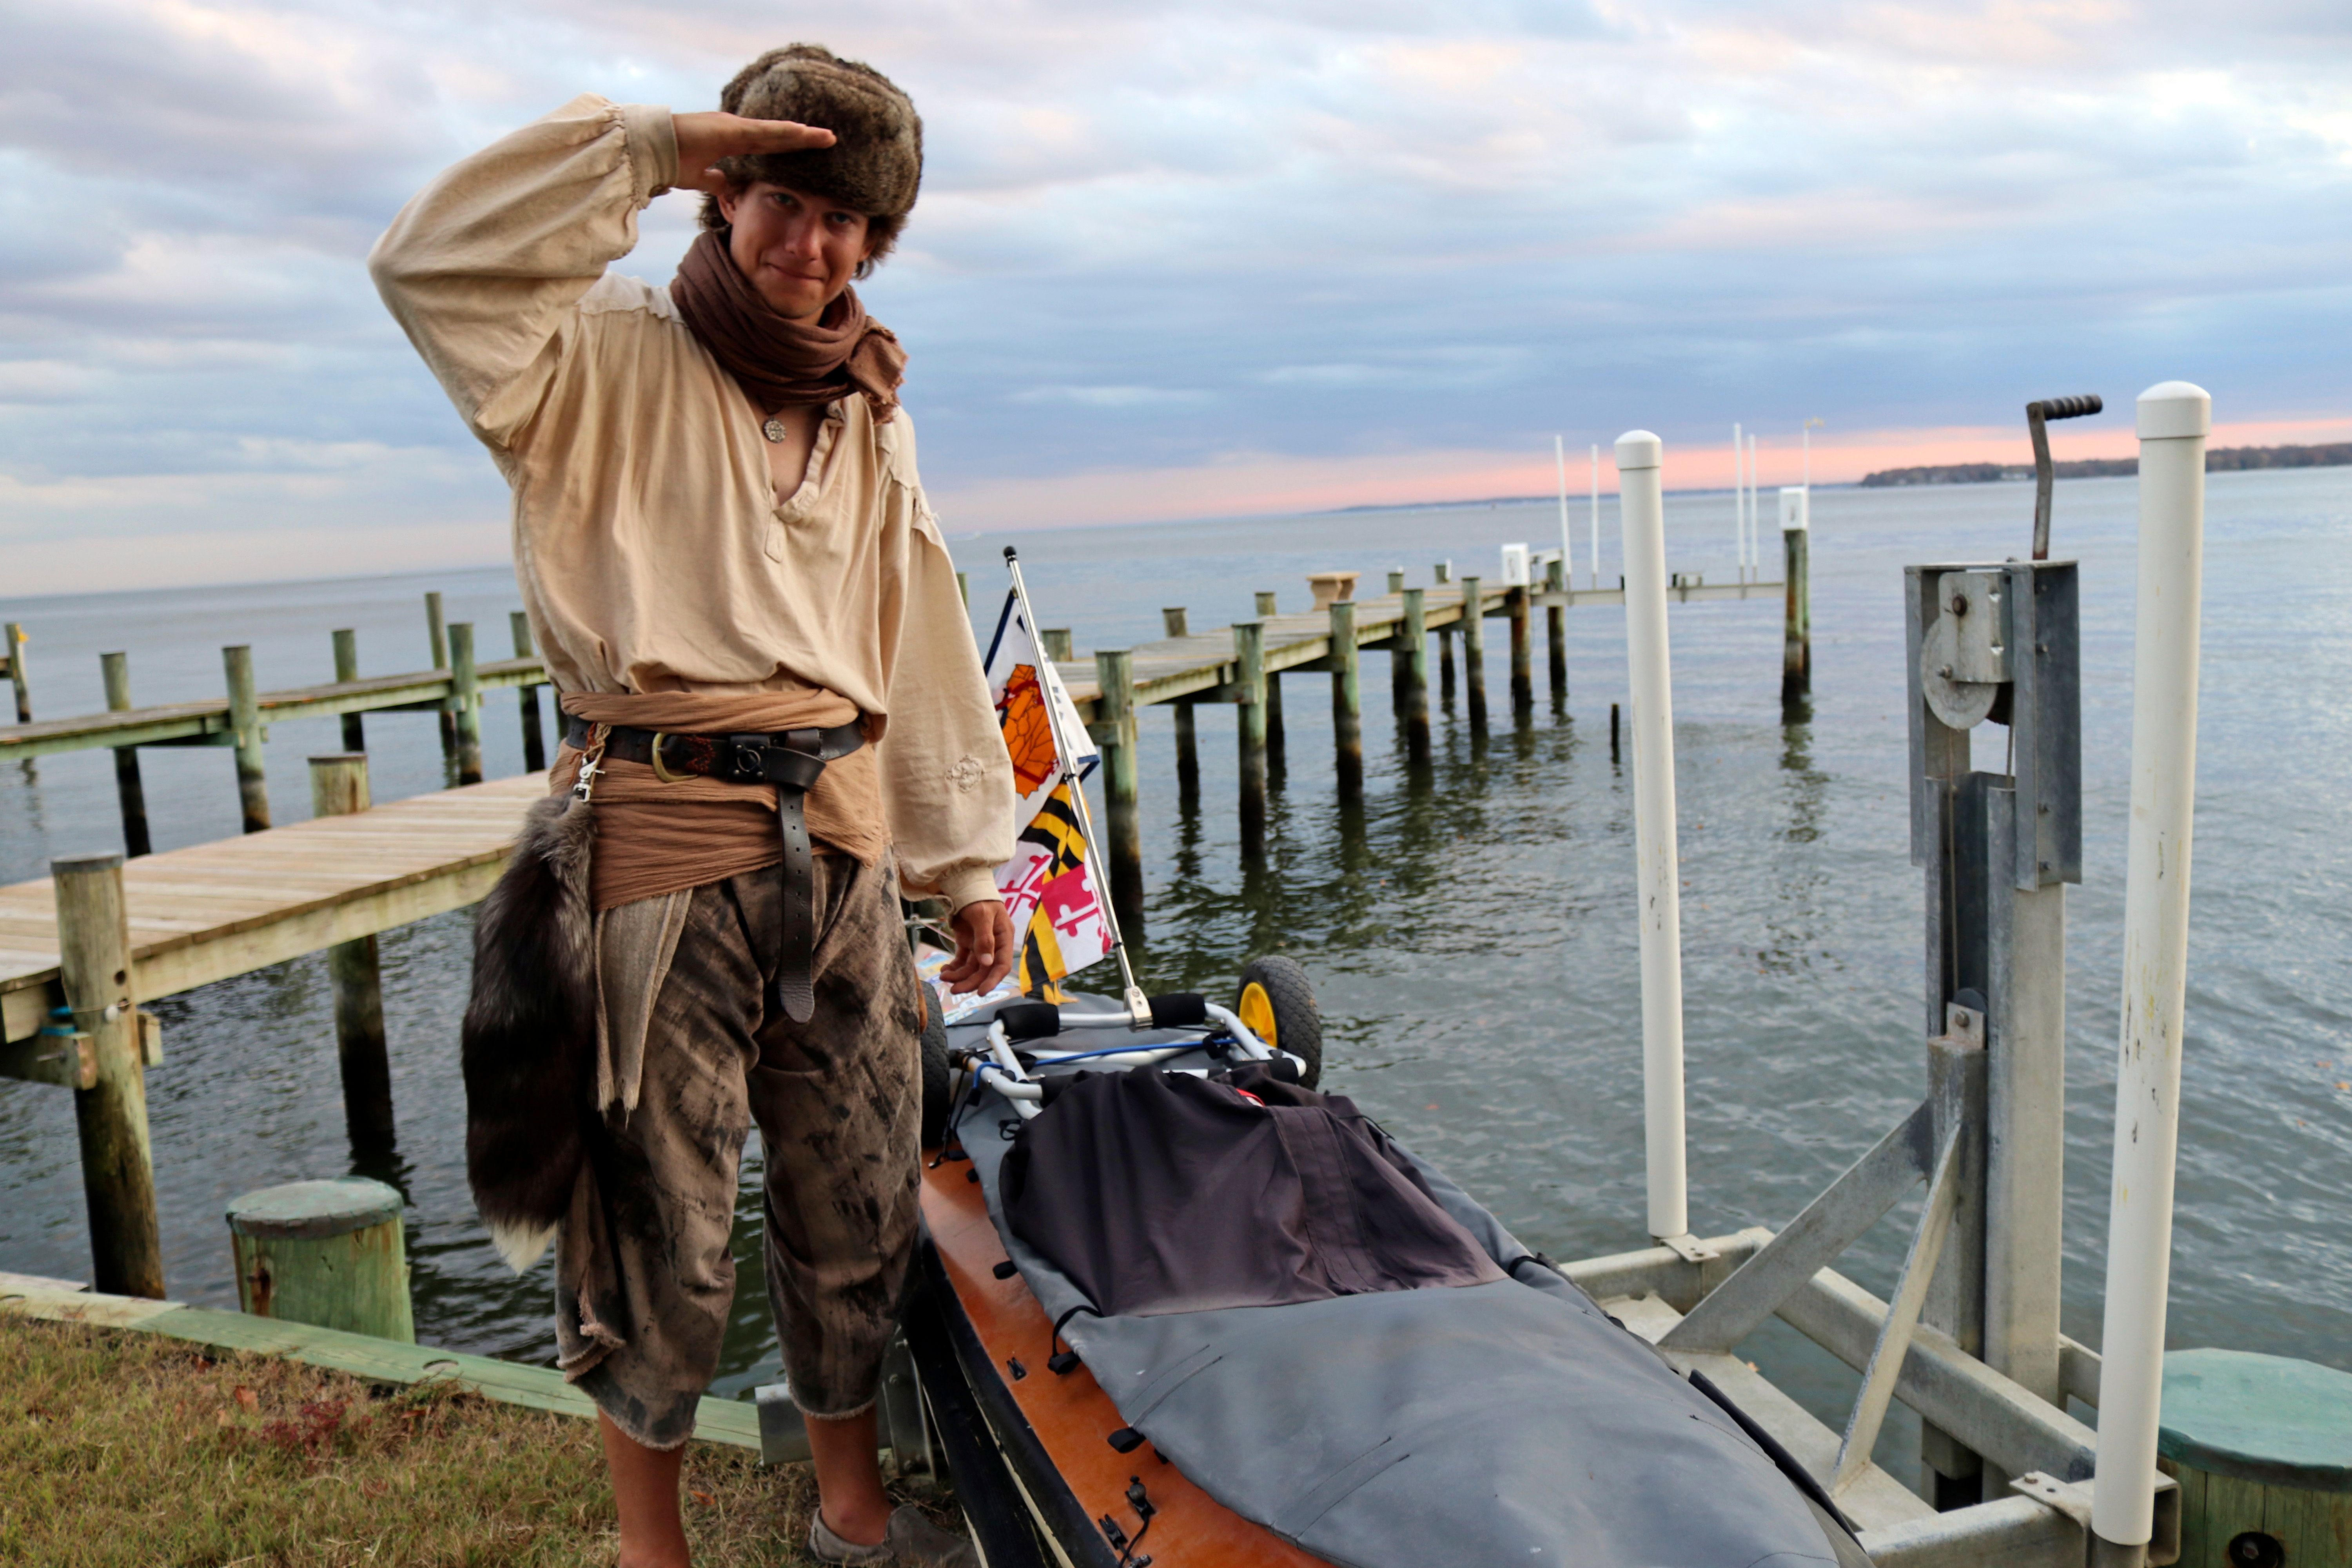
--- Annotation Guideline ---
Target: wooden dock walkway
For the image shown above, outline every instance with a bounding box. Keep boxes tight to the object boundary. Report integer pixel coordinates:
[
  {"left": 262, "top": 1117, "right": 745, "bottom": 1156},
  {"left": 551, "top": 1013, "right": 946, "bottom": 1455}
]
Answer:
[
  {"left": 0, "top": 773, "right": 543, "bottom": 1060},
  {"left": 1057, "top": 576, "right": 1780, "bottom": 710}
]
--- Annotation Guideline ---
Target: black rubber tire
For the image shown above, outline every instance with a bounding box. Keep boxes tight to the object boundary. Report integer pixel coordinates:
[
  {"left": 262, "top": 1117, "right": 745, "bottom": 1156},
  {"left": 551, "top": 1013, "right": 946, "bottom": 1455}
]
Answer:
[
  {"left": 1236, "top": 955, "right": 1323, "bottom": 1089},
  {"left": 919, "top": 985, "right": 952, "bottom": 1150}
]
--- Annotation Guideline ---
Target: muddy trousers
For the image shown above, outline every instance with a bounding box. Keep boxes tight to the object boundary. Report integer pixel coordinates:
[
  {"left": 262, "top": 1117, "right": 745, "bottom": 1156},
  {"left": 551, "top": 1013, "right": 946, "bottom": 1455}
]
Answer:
[{"left": 553, "top": 855, "right": 924, "bottom": 1450}]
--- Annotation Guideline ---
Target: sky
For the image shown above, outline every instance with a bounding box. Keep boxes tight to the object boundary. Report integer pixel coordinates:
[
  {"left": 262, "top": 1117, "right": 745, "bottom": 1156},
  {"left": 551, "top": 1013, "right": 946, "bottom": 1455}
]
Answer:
[{"left": 2, "top": 0, "right": 2349, "bottom": 592}]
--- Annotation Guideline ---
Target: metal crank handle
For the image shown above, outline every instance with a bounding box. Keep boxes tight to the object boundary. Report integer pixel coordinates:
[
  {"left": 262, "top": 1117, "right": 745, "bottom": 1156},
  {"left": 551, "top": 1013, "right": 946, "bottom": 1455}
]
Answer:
[{"left": 2028, "top": 392, "right": 2105, "bottom": 561}]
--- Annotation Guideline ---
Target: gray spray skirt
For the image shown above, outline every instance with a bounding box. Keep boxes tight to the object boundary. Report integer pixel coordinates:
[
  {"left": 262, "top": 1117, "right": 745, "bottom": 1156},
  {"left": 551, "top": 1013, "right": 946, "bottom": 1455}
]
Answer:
[{"left": 940, "top": 1012, "right": 1872, "bottom": 1568}]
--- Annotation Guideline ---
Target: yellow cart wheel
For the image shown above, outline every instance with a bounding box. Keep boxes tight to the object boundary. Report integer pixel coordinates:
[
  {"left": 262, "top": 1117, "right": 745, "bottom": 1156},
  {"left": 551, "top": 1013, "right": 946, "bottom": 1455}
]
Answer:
[{"left": 1235, "top": 955, "right": 1322, "bottom": 1088}]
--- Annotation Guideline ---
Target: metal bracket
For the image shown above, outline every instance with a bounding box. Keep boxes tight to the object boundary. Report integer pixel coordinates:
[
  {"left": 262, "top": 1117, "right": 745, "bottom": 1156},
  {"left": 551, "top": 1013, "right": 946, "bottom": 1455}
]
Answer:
[
  {"left": 1657, "top": 1232, "right": 1720, "bottom": 1264},
  {"left": 2010, "top": 1470, "right": 2094, "bottom": 1527}
]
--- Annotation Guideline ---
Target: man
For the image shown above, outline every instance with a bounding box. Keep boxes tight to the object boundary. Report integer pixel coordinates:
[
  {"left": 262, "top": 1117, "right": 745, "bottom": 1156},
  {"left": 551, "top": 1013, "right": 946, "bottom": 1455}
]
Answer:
[{"left": 371, "top": 44, "right": 1015, "bottom": 1568}]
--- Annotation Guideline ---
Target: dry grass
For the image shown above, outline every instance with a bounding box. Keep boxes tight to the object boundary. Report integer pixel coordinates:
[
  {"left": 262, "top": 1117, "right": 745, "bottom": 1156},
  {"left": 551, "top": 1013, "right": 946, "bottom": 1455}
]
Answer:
[{"left": 0, "top": 1315, "right": 946, "bottom": 1567}]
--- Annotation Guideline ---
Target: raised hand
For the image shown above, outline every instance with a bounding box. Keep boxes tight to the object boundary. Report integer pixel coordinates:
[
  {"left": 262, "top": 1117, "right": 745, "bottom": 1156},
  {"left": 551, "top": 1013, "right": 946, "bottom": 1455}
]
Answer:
[{"left": 670, "top": 111, "right": 837, "bottom": 194}]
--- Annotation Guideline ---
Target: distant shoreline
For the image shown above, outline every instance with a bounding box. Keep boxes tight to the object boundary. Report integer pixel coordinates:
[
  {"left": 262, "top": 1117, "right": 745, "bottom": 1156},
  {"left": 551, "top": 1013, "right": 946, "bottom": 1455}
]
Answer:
[{"left": 1860, "top": 441, "right": 2352, "bottom": 488}]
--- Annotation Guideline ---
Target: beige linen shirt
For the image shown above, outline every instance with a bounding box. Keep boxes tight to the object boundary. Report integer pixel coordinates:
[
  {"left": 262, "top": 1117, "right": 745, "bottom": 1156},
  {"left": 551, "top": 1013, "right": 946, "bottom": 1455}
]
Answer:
[{"left": 370, "top": 95, "right": 1012, "bottom": 911}]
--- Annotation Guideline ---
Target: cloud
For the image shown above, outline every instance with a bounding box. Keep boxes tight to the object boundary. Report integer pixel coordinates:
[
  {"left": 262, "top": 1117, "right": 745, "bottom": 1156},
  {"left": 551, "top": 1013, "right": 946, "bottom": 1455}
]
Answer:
[{"left": 1, "top": 0, "right": 2348, "bottom": 592}]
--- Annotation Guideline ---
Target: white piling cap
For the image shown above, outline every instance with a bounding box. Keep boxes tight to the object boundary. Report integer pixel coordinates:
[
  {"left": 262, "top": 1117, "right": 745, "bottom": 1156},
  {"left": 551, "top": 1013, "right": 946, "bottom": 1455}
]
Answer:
[
  {"left": 2137, "top": 381, "right": 2211, "bottom": 440},
  {"left": 1615, "top": 431, "right": 1662, "bottom": 470}
]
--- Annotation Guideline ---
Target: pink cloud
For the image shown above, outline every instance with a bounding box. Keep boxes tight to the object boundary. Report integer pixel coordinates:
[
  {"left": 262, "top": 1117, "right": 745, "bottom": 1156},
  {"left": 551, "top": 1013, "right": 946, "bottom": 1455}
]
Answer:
[{"left": 930, "top": 413, "right": 2352, "bottom": 532}]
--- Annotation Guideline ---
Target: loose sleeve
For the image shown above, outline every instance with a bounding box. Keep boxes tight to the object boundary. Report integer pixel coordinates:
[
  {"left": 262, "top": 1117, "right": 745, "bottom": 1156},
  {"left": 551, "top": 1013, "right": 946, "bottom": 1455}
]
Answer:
[
  {"left": 877, "top": 494, "right": 1018, "bottom": 911},
  {"left": 368, "top": 96, "right": 677, "bottom": 452}
]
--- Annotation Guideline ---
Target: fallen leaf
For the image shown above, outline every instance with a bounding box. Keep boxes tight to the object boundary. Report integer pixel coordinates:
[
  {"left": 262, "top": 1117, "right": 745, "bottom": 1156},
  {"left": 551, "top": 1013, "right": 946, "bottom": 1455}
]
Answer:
[
  {"left": 234, "top": 1387, "right": 258, "bottom": 1412},
  {"left": 691, "top": 1491, "right": 716, "bottom": 1506}
]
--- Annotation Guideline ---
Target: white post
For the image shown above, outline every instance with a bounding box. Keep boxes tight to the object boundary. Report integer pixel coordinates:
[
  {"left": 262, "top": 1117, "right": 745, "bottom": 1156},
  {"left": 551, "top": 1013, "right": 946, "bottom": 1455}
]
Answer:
[
  {"left": 1616, "top": 429, "right": 1689, "bottom": 1241},
  {"left": 1589, "top": 443, "right": 1602, "bottom": 589},
  {"left": 1555, "top": 434, "right": 1573, "bottom": 574},
  {"left": 1732, "top": 422, "right": 1745, "bottom": 577},
  {"left": 1746, "top": 433, "right": 1759, "bottom": 577},
  {"left": 2088, "top": 381, "right": 2210, "bottom": 1564}
]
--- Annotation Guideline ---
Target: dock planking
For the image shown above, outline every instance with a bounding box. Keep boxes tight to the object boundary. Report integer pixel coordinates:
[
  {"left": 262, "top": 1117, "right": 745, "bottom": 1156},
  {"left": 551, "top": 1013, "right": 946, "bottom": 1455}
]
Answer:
[{"left": 0, "top": 773, "right": 544, "bottom": 1047}]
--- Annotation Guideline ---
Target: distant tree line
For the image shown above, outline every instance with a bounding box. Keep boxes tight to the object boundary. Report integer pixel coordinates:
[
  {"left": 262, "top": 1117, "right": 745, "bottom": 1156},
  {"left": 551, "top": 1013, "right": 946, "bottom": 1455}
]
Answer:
[{"left": 1858, "top": 441, "right": 2352, "bottom": 488}]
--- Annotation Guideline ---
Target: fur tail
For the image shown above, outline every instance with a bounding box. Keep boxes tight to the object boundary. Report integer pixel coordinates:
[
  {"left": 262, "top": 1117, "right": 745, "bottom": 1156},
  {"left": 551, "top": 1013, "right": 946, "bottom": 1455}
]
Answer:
[{"left": 462, "top": 793, "right": 599, "bottom": 1269}]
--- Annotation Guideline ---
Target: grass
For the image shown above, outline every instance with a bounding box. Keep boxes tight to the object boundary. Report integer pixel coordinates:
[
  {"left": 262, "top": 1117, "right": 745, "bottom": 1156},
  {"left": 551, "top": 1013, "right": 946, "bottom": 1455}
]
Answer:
[{"left": 0, "top": 1315, "right": 949, "bottom": 1566}]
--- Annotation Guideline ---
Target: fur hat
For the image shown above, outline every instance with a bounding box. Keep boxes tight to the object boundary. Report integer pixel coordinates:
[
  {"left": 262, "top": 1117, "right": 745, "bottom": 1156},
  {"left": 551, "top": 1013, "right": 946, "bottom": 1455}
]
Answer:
[{"left": 713, "top": 44, "right": 922, "bottom": 218}]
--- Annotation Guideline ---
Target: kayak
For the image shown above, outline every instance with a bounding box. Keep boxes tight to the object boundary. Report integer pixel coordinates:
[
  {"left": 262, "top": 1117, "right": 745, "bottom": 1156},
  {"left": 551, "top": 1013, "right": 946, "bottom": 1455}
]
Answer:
[{"left": 897, "top": 971, "right": 1877, "bottom": 1568}]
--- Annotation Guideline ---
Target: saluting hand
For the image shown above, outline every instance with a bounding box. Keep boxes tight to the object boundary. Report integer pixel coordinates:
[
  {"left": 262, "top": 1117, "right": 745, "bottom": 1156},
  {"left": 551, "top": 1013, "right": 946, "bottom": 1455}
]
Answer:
[
  {"left": 669, "top": 111, "right": 837, "bottom": 194},
  {"left": 940, "top": 900, "right": 1016, "bottom": 996}
]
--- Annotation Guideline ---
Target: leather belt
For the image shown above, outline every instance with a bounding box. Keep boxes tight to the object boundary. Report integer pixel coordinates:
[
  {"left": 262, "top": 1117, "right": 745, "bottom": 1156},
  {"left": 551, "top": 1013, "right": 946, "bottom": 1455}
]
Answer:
[{"left": 565, "top": 717, "right": 866, "bottom": 1023}]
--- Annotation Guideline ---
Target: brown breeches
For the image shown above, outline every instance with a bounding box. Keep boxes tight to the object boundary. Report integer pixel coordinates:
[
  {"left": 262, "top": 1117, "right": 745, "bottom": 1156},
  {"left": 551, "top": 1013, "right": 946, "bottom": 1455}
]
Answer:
[{"left": 552, "top": 854, "right": 923, "bottom": 1450}]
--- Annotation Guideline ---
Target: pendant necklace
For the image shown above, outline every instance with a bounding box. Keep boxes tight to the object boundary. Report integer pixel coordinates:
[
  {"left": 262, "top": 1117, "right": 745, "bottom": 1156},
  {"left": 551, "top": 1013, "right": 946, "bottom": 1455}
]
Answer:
[{"left": 763, "top": 417, "right": 787, "bottom": 443}]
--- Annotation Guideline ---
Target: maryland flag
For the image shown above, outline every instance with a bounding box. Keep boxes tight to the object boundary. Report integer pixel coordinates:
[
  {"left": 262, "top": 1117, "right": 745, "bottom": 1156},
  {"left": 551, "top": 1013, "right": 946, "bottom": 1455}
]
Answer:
[{"left": 982, "top": 591, "right": 1110, "bottom": 994}]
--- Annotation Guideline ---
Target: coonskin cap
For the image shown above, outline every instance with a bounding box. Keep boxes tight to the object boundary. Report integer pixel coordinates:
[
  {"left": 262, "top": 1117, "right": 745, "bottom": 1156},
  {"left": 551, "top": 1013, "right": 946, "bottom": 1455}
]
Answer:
[{"left": 715, "top": 44, "right": 922, "bottom": 218}]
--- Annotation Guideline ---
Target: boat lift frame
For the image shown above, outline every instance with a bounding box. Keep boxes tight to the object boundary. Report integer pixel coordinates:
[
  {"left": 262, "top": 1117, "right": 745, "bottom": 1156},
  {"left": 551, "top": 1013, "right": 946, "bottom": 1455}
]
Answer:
[{"left": 1569, "top": 387, "right": 2211, "bottom": 1567}]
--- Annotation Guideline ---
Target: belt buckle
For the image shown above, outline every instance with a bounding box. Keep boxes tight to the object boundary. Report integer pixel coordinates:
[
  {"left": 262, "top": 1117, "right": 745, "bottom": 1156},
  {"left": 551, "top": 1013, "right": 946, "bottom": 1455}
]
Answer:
[{"left": 648, "top": 732, "right": 690, "bottom": 784}]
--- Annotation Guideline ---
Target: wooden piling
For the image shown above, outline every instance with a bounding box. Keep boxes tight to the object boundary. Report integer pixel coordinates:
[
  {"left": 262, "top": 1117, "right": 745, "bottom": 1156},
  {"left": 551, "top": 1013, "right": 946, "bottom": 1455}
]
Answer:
[
  {"left": 1162, "top": 609, "right": 1198, "bottom": 799},
  {"left": 331, "top": 630, "right": 365, "bottom": 752},
  {"left": 1091, "top": 650, "right": 1144, "bottom": 934},
  {"left": 222, "top": 645, "right": 270, "bottom": 833},
  {"left": 1434, "top": 569, "right": 1455, "bottom": 701},
  {"left": 5, "top": 622, "right": 30, "bottom": 723},
  {"left": 447, "top": 623, "right": 483, "bottom": 786},
  {"left": 425, "top": 592, "right": 456, "bottom": 762},
  {"left": 1508, "top": 587, "right": 1534, "bottom": 711},
  {"left": 509, "top": 612, "right": 546, "bottom": 773},
  {"left": 1042, "top": 628, "right": 1074, "bottom": 662},
  {"left": 1249, "top": 594, "right": 1286, "bottom": 762},
  {"left": 1546, "top": 557, "right": 1569, "bottom": 700},
  {"left": 956, "top": 571, "right": 968, "bottom": 608},
  {"left": 54, "top": 852, "right": 163, "bottom": 1299},
  {"left": 1611, "top": 701, "right": 1621, "bottom": 758},
  {"left": 1386, "top": 568, "right": 1405, "bottom": 595},
  {"left": 228, "top": 1177, "right": 414, "bottom": 1342},
  {"left": 1328, "top": 601, "right": 1362, "bottom": 799},
  {"left": 1399, "top": 587, "right": 1430, "bottom": 763},
  {"left": 1460, "top": 576, "right": 1488, "bottom": 729},
  {"left": 1252, "top": 596, "right": 1285, "bottom": 769},
  {"left": 101, "top": 653, "right": 151, "bottom": 858},
  {"left": 309, "top": 755, "right": 394, "bottom": 1149},
  {"left": 1234, "top": 621, "right": 1268, "bottom": 858},
  {"left": 1782, "top": 524, "right": 1812, "bottom": 704}
]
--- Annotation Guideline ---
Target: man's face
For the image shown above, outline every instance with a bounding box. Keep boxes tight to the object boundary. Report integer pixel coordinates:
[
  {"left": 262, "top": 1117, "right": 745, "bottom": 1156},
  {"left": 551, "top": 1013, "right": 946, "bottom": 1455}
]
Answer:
[{"left": 715, "top": 181, "right": 874, "bottom": 320}]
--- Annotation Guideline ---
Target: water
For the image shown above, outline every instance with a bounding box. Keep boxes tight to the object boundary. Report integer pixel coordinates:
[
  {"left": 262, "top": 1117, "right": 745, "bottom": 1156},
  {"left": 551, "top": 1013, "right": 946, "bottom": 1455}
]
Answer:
[{"left": 3, "top": 468, "right": 2348, "bottom": 1463}]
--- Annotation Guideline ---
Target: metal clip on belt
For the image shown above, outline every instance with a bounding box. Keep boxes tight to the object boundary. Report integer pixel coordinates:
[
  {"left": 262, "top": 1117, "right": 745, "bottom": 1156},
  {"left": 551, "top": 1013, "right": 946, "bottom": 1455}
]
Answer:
[{"left": 565, "top": 717, "right": 866, "bottom": 1023}]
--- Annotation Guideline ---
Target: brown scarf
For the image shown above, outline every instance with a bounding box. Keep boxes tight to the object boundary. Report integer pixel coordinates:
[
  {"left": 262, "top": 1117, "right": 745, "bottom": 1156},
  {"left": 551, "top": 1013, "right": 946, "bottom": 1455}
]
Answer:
[{"left": 668, "top": 228, "right": 908, "bottom": 421}]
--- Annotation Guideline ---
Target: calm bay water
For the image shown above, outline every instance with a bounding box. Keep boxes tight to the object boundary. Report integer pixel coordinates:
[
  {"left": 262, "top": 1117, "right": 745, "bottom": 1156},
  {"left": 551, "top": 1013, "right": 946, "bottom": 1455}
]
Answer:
[{"left": 3, "top": 468, "right": 2347, "bottom": 1466}]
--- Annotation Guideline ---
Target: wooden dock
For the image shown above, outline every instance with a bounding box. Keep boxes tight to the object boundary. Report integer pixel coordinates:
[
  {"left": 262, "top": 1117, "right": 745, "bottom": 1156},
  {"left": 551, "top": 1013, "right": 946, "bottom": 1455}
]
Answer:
[
  {"left": 0, "top": 773, "right": 543, "bottom": 1061},
  {"left": 1052, "top": 567, "right": 1796, "bottom": 918}
]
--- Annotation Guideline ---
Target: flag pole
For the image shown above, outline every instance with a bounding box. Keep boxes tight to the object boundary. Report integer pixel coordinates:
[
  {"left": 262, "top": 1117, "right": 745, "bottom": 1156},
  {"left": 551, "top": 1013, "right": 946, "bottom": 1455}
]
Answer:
[{"left": 1002, "top": 547, "right": 1151, "bottom": 1023}]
